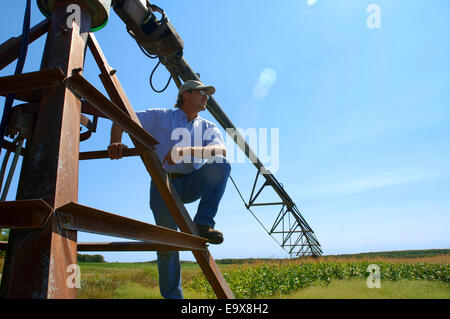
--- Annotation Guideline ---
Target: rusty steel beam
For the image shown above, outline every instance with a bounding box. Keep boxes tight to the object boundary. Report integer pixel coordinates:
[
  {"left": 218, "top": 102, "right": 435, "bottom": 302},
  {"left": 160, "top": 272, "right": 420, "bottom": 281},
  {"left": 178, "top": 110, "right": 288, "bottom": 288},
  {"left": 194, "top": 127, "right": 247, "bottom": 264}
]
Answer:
[
  {"left": 0, "top": 2, "right": 92, "bottom": 299},
  {"left": 64, "top": 73, "right": 159, "bottom": 148},
  {"left": 0, "top": 68, "right": 65, "bottom": 96},
  {"left": 77, "top": 241, "right": 191, "bottom": 252},
  {"left": 0, "top": 199, "right": 53, "bottom": 229},
  {"left": 0, "top": 88, "right": 41, "bottom": 103},
  {"left": 87, "top": 33, "right": 136, "bottom": 115},
  {"left": 56, "top": 202, "right": 207, "bottom": 251},
  {"left": 79, "top": 147, "right": 139, "bottom": 160},
  {"left": 86, "top": 32, "right": 234, "bottom": 299},
  {"left": 0, "top": 19, "right": 50, "bottom": 71},
  {"left": 81, "top": 100, "right": 108, "bottom": 118}
]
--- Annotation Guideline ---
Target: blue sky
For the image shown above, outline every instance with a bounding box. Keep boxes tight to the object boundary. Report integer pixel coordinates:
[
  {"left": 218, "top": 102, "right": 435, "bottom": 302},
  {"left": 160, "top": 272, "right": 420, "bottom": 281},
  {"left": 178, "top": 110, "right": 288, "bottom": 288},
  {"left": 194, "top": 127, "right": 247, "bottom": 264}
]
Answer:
[{"left": 0, "top": 0, "right": 449, "bottom": 262}]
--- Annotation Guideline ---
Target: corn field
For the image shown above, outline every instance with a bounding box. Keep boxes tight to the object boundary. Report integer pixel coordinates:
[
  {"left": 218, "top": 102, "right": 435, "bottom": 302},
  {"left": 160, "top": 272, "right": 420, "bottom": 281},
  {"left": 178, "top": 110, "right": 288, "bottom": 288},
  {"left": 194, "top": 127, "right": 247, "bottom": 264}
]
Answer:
[{"left": 188, "top": 261, "right": 450, "bottom": 298}]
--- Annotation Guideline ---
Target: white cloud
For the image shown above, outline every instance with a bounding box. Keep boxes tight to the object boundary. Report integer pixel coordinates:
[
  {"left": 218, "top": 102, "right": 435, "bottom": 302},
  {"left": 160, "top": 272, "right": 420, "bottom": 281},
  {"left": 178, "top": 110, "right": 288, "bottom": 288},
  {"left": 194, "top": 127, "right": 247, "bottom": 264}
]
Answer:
[{"left": 307, "top": 0, "right": 317, "bottom": 6}]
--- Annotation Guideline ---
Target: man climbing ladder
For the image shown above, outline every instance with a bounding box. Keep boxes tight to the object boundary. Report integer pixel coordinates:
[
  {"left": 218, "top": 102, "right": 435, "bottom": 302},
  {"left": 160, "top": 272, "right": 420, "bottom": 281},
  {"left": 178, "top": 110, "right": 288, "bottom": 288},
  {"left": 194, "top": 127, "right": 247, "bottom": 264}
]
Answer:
[{"left": 108, "top": 80, "right": 231, "bottom": 299}]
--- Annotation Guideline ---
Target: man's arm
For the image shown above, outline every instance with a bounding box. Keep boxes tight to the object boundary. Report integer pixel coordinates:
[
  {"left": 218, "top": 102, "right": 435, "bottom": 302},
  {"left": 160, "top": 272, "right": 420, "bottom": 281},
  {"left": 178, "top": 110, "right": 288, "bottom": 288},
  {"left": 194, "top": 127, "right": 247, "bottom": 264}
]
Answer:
[
  {"left": 108, "top": 122, "right": 128, "bottom": 159},
  {"left": 187, "top": 145, "right": 227, "bottom": 159},
  {"left": 163, "top": 145, "right": 226, "bottom": 166}
]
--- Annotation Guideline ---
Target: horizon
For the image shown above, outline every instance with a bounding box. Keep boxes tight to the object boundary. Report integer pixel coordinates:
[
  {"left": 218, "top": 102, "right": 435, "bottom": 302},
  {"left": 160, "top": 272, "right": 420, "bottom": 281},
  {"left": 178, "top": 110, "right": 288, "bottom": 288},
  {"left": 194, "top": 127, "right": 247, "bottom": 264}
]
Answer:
[{"left": 78, "top": 248, "right": 450, "bottom": 264}]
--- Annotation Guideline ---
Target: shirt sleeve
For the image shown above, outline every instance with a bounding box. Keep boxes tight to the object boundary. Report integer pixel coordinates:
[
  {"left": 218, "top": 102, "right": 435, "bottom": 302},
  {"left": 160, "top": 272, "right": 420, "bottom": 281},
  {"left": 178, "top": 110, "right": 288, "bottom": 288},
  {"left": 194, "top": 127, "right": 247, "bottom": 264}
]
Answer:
[
  {"left": 136, "top": 109, "right": 156, "bottom": 133},
  {"left": 136, "top": 108, "right": 171, "bottom": 135}
]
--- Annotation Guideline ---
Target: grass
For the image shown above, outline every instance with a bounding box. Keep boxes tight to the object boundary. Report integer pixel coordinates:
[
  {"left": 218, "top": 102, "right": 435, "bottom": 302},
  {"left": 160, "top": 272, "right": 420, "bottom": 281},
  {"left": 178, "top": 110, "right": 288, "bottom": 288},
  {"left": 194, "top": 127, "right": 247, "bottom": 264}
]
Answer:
[
  {"left": 77, "top": 262, "right": 208, "bottom": 299},
  {"left": 77, "top": 262, "right": 158, "bottom": 299},
  {"left": 261, "top": 279, "right": 450, "bottom": 299}
]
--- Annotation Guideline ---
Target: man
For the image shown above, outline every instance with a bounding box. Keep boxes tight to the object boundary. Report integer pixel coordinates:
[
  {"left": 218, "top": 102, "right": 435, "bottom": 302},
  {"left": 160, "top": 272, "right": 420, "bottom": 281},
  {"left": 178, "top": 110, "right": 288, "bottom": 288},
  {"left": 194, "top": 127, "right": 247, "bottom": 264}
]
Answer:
[{"left": 108, "top": 80, "right": 231, "bottom": 299}]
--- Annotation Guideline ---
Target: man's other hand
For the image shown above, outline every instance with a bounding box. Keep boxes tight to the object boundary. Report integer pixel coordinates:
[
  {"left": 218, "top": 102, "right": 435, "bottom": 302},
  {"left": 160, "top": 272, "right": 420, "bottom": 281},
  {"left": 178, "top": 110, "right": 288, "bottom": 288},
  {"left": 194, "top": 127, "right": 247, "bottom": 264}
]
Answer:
[{"left": 108, "top": 142, "right": 128, "bottom": 160}]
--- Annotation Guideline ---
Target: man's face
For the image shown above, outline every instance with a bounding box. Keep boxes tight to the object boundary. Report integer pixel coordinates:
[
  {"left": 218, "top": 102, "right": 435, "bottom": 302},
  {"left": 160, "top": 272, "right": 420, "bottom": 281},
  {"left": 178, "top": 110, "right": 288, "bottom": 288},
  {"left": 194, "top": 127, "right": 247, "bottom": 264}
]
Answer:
[{"left": 185, "top": 89, "right": 210, "bottom": 111}]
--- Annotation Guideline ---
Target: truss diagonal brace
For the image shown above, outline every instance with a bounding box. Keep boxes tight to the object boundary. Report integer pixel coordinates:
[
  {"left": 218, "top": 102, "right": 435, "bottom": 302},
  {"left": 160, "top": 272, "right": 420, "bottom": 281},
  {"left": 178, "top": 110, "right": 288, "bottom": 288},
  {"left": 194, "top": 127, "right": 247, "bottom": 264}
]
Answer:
[
  {"left": 64, "top": 73, "right": 159, "bottom": 148},
  {"left": 0, "top": 19, "right": 50, "bottom": 71}
]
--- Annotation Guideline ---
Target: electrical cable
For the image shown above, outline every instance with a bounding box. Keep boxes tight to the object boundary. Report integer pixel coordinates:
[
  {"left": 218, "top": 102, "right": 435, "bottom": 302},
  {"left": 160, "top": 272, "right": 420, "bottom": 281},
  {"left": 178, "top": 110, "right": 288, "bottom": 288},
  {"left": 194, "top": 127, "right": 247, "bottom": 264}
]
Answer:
[
  {"left": 0, "top": 0, "right": 31, "bottom": 157},
  {"left": 137, "top": 41, "right": 158, "bottom": 59},
  {"left": 149, "top": 60, "right": 172, "bottom": 93},
  {"left": 126, "top": 26, "right": 172, "bottom": 93},
  {"left": 126, "top": 27, "right": 158, "bottom": 59}
]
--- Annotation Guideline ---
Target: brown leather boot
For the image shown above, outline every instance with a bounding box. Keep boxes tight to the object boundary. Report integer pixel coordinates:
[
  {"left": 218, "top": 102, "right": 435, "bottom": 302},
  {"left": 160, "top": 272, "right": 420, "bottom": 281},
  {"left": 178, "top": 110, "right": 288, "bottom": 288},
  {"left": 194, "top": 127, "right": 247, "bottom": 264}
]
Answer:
[{"left": 195, "top": 224, "right": 224, "bottom": 245}]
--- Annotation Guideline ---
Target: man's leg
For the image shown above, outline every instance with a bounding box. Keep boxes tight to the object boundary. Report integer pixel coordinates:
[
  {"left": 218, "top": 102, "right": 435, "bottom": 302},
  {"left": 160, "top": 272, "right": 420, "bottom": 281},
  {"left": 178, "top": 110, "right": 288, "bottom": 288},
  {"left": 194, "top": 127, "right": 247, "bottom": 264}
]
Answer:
[
  {"left": 182, "top": 156, "right": 231, "bottom": 228},
  {"left": 150, "top": 180, "right": 183, "bottom": 299}
]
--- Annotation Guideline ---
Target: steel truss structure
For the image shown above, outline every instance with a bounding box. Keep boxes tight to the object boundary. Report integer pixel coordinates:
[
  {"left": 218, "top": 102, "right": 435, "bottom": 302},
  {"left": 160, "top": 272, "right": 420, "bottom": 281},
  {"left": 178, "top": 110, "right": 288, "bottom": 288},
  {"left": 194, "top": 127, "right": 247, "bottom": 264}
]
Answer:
[{"left": 231, "top": 169, "right": 322, "bottom": 257}]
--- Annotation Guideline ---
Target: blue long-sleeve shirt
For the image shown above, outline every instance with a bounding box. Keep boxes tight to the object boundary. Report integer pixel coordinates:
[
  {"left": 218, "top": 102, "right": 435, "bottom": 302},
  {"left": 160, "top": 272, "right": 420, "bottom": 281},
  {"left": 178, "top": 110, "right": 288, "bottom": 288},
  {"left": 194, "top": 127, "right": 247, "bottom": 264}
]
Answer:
[{"left": 136, "top": 108, "right": 225, "bottom": 174}]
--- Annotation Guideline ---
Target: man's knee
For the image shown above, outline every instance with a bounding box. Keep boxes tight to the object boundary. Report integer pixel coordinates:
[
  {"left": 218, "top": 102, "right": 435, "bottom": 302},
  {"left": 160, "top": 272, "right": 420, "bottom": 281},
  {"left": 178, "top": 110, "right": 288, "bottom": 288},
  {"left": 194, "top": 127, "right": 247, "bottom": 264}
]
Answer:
[{"left": 207, "top": 154, "right": 228, "bottom": 164}]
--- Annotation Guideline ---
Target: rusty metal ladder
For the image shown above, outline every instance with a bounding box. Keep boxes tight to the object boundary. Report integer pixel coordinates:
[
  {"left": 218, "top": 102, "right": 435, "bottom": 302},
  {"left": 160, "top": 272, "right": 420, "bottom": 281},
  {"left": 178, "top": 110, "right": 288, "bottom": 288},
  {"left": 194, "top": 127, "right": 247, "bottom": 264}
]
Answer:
[{"left": 0, "top": 4, "right": 233, "bottom": 299}]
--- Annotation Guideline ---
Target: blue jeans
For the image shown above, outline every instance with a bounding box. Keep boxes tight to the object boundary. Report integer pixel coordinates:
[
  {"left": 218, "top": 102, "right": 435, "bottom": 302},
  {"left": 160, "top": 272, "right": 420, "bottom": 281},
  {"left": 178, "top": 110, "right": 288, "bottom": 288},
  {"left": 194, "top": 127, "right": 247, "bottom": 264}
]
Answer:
[{"left": 149, "top": 156, "right": 231, "bottom": 299}]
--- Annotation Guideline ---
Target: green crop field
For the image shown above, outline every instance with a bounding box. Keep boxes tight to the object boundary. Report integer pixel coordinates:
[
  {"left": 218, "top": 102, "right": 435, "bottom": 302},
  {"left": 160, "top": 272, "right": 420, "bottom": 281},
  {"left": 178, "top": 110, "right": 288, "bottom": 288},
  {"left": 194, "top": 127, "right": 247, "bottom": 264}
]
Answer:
[
  {"left": 1, "top": 249, "right": 449, "bottom": 299},
  {"left": 187, "top": 258, "right": 449, "bottom": 299},
  {"left": 71, "top": 250, "right": 450, "bottom": 299}
]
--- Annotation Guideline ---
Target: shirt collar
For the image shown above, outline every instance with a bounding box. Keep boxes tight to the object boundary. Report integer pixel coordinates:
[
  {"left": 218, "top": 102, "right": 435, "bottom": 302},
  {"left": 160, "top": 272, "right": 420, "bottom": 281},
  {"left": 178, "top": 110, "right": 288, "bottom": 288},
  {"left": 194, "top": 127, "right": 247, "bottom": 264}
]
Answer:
[{"left": 175, "top": 107, "right": 198, "bottom": 123}]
